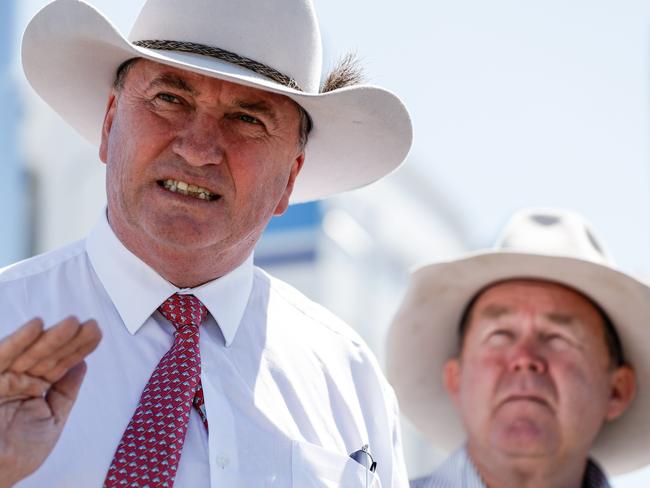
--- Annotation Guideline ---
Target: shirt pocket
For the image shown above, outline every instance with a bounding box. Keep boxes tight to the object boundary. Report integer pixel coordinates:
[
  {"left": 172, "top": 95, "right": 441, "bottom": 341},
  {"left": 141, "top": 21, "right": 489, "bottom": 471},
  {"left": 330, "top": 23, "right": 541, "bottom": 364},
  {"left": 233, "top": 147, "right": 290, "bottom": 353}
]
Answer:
[{"left": 291, "top": 440, "right": 382, "bottom": 488}]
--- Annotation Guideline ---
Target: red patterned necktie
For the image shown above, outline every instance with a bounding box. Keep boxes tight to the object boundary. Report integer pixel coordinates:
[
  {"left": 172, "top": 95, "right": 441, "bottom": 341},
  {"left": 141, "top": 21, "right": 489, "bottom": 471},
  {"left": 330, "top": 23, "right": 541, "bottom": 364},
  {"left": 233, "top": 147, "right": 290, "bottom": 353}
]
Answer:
[{"left": 104, "top": 294, "right": 208, "bottom": 487}]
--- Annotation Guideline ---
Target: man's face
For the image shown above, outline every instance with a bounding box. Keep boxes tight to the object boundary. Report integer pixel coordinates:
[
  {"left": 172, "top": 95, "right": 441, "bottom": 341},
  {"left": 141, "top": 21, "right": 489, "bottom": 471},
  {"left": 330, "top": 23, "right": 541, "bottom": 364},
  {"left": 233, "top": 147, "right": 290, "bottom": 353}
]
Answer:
[
  {"left": 443, "top": 280, "right": 635, "bottom": 463},
  {"left": 99, "top": 59, "right": 304, "bottom": 264}
]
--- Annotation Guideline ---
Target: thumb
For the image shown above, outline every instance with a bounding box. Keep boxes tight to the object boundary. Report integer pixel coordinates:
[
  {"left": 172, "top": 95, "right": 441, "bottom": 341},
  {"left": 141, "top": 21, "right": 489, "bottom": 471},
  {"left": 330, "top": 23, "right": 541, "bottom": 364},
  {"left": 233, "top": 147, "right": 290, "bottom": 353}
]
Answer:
[{"left": 46, "top": 361, "right": 88, "bottom": 424}]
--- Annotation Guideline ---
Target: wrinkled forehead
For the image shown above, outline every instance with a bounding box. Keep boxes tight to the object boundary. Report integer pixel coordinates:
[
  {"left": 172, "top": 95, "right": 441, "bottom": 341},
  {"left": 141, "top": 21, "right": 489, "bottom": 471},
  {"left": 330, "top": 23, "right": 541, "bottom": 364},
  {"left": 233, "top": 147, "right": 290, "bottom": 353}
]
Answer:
[
  {"left": 121, "top": 58, "right": 303, "bottom": 111},
  {"left": 456, "top": 278, "right": 627, "bottom": 368},
  {"left": 458, "top": 277, "right": 610, "bottom": 349},
  {"left": 470, "top": 278, "right": 599, "bottom": 315}
]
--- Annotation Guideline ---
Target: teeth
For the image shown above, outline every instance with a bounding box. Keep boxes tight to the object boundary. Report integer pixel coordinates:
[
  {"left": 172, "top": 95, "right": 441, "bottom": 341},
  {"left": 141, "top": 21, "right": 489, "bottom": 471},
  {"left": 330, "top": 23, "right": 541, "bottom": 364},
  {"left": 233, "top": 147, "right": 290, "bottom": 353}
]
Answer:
[{"left": 162, "top": 179, "right": 215, "bottom": 200}]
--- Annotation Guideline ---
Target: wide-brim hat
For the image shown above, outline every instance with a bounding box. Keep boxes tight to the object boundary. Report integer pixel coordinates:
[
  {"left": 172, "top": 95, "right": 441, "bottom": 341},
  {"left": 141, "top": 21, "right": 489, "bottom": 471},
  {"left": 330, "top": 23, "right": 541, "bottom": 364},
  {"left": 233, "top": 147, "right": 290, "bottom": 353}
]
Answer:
[
  {"left": 387, "top": 208, "right": 650, "bottom": 475},
  {"left": 21, "top": 0, "right": 413, "bottom": 203}
]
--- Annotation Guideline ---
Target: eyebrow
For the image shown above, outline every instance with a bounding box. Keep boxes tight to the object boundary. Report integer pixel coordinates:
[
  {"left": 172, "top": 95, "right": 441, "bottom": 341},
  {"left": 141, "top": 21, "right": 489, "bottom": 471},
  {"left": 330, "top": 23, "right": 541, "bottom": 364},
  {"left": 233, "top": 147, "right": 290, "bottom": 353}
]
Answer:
[
  {"left": 234, "top": 99, "right": 279, "bottom": 125},
  {"left": 146, "top": 73, "right": 199, "bottom": 96},
  {"left": 479, "top": 306, "right": 578, "bottom": 327},
  {"left": 544, "top": 312, "right": 576, "bottom": 326},
  {"left": 478, "top": 304, "right": 512, "bottom": 319}
]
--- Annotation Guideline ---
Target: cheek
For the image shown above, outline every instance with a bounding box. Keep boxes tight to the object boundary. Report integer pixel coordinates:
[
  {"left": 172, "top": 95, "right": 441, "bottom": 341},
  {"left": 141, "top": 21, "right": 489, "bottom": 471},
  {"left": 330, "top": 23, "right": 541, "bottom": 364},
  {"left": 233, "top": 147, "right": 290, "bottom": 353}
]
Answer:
[
  {"left": 229, "top": 146, "right": 294, "bottom": 194},
  {"left": 553, "top": 360, "right": 609, "bottom": 407},
  {"left": 106, "top": 137, "right": 137, "bottom": 189},
  {"left": 458, "top": 355, "right": 502, "bottom": 406},
  {"left": 550, "top": 361, "right": 614, "bottom": 445},
  {"left": 112, "top": 105, "right": 173, "bottom": 153},
  {"left": 109, "top": 117, "right": 165, "bottom": 173},
  {"left": 105, "top": 138, "right": 153, "bottom": 216},
  {"left": 454, "top": 357, "right": 505, "bottom": 440}
]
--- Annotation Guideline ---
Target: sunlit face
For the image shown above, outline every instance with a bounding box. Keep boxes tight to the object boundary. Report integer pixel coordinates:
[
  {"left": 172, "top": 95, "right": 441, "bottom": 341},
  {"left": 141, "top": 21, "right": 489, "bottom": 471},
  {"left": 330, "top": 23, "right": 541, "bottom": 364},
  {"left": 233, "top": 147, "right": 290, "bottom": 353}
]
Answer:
[
  {"left": 99, "top": 59, "right": 304, "bottom": 264},
  {"left": 443, "top": 280, "right": 635, "bottom": 463}
]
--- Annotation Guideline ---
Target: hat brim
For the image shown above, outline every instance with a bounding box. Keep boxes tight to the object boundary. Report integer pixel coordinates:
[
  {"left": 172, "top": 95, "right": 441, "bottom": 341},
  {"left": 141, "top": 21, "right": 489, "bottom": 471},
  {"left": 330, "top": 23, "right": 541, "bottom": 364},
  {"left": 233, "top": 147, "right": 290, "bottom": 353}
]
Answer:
[
  {"left": 21, "top": 0, "right": 413, "bottom": 203},
  {"left": 386, "top": 250, "right": 650, "bottom": 475}
]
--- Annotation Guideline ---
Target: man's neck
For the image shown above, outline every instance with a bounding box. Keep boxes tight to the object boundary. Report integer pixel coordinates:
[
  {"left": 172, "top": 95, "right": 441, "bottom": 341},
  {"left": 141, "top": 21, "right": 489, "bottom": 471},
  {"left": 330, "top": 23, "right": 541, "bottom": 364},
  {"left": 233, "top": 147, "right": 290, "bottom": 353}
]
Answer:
[
  {"left": 133, "top": 242, "right": 250, "bottom": 288},
  {"left": 467, "top": 443, "right": 589, "bottom": 488}
]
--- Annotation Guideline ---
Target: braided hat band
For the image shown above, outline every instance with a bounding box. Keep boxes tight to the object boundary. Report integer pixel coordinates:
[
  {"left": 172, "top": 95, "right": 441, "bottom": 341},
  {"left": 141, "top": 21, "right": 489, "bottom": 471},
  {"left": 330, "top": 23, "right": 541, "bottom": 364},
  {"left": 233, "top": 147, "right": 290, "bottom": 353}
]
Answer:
[{"left": 133, "top": 39, "right": 303, "bottom": 91}]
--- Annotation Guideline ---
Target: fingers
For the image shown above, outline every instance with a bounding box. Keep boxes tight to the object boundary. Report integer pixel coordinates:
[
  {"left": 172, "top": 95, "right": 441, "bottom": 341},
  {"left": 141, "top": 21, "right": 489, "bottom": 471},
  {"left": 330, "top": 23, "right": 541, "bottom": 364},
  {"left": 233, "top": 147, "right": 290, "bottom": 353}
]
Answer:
[
  {"left": 28, "top": 321, "right": 102, "bottom": 383},
  {"left": 0, "top": 372, "right": 50, "bottom": 401},
  {"left": 0, "top": 318, "right": 44, "bottom": 372},
  {"left": 9, "top": 317, "right": 80, "bottom": 374},
  {"left": 46, "top": 361, "right": 88, "bottom": 424},
  {"left": 0, "top": 317, "right": 100, "bottom": 403},
  {"left": 11, "top": 317, "right": 96, "bottom": 373}
]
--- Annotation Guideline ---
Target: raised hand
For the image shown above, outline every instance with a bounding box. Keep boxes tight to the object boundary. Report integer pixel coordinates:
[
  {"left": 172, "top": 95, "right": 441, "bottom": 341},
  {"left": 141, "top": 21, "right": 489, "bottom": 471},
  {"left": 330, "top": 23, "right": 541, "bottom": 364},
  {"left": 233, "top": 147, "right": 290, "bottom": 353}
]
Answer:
[{"left": 0, "top": 317, "right": 102, "bottom": 488}]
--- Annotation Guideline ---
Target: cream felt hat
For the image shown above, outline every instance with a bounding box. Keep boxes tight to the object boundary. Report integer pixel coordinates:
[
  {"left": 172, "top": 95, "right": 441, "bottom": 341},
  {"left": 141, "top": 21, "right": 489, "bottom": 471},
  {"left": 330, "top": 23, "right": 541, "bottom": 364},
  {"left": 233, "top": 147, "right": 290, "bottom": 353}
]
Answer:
[
  {"left": 387, "top": 208, "right": 650, "bottom": 474},
  {"left": 21, "top": 0, "right": 413, "bottom": 203}
]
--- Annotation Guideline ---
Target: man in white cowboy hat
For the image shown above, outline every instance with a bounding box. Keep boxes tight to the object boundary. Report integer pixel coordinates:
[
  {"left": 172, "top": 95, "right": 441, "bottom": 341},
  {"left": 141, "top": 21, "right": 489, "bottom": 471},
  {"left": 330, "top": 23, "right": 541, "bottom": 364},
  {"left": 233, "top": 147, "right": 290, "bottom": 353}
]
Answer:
[
  {"left": 387, "top": 208, "right": 647, "bottom": 488},
  {"left": 0, "top": 0, "right": 412, "bottom": 486}
]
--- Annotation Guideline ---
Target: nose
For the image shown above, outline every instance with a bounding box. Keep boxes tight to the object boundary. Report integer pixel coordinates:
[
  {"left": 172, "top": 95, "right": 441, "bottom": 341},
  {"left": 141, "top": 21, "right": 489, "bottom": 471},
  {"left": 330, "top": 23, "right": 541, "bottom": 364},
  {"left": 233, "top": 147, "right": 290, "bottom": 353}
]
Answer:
[
  {"left": 172, "top": 113, "right": 224, "bottom": 166},
  {"left": 509, "top": 343, "right": 547, "bottom": 374}
]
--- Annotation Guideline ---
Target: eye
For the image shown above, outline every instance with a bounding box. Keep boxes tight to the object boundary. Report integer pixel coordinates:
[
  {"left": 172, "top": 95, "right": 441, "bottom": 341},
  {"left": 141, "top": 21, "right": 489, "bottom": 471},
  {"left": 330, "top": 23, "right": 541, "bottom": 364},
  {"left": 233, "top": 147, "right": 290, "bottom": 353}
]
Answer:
[
  {"left": 155, "top": 92, "right": 182, "bottom": 104},
  {"left": 546, "top": 333, "right": 571, "bottom": 348},
  {"left": 237, "top": 113, "right": 263, "bottom": 125},
  {"left": 485, "top": 329, "right": 514, "bottom": 346}
]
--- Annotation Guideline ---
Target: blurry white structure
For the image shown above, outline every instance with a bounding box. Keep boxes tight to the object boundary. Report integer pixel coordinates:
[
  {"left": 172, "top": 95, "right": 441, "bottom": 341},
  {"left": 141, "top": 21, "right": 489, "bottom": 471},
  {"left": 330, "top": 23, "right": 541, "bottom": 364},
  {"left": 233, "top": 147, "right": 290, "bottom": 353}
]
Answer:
[{"left": 20, "top": 94, "right": 106, "bottom": 253}]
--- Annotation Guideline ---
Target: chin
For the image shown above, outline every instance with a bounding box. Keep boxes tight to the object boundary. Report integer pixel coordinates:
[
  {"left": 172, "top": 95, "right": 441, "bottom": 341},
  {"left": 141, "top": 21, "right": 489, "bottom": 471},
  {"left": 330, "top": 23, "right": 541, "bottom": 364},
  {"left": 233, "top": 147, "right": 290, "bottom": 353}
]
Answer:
[
  {"left": 491, "top": 418, "right": 559, "bottom": 457},
  {"left": 143, "top": 219, "right": 226, "bottom": 250},
  {"left": 159, "top": 229, "right": 227, "bottom": 251}
]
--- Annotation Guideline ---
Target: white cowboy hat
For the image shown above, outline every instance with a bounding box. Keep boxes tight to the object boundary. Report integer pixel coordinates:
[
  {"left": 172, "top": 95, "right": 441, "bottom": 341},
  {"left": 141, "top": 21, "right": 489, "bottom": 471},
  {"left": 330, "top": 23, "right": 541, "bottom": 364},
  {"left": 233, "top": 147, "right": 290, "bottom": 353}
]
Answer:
[
  {"left": 21, "top": 0, "right": 413, "bottom": 203},
  {"left": 386, "top": 208, "right": 650, "bottom": 475}
]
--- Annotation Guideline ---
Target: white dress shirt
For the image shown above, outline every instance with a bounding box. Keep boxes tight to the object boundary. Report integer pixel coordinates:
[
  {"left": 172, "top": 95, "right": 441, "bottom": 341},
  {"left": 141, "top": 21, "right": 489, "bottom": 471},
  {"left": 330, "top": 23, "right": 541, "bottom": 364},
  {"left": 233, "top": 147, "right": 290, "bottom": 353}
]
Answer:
[{"left": 1, "top": 214, "right": 407, "bottom": 487}]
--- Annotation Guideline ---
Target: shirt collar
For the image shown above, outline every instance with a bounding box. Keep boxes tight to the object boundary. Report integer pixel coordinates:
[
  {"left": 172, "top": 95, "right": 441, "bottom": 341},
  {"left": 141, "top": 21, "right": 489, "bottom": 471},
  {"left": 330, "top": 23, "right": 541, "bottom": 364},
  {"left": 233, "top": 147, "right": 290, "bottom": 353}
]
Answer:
[
  {"left": 457, "top": 446, "right": 611, "bottom": 488},
  {"left": 86, "top": 212, "right": 253, "bottom": 347}
]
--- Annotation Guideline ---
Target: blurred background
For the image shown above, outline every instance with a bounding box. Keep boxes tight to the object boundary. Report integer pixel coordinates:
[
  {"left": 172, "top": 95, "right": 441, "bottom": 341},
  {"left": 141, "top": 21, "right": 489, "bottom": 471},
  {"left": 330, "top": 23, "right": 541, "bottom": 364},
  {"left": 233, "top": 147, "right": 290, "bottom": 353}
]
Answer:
[{"left": 3, "top": 0, "right": 650, "bottom": 485}]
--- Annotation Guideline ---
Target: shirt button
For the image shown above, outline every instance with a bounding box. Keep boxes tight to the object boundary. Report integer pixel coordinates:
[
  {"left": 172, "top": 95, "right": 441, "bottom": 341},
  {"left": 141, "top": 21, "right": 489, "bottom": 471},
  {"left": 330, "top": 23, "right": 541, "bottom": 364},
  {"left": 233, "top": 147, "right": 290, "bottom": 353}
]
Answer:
[{"left": 216, "top": 455, "right": 230, "bottom": 469}]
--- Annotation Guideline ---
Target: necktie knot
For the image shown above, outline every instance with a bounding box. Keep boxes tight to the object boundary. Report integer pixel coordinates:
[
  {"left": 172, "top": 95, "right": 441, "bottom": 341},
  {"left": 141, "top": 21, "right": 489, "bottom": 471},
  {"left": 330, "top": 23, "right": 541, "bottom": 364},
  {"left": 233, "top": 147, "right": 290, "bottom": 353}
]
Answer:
[{"left": 158, "top": 293, "right": 208, "bottom": 331}]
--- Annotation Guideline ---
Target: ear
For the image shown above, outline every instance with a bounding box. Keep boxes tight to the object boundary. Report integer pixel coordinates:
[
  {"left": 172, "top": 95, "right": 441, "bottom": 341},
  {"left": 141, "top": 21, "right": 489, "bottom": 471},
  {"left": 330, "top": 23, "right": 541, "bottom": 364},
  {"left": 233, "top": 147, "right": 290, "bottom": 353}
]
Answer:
[
  {"left": 99, "top": 91, "right": 118, "bottom": 165},
  {"left": 443, "top": 358, "right": 462, "bottom": 406},
  {"left": 605, "top": 365, "right": 636, "bottom": 421},
  {"left": 273, "top": 152, "right": 305, "bottom": 216}
]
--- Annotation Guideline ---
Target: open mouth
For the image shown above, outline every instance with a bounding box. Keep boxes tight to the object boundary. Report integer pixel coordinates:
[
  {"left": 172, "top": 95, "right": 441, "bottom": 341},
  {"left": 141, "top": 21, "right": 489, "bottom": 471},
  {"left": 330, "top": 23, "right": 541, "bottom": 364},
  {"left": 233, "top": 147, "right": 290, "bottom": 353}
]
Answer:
[{"left": 158, "top": 179, "right": 220, "bottom": 201}]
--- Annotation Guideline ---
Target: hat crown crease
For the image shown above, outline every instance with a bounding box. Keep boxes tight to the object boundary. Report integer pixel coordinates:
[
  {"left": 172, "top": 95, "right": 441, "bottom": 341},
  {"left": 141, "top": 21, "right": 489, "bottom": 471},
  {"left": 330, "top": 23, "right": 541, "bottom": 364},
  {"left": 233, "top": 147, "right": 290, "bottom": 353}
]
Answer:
[{"left": 496, "top": 209, "right": 611, "bottom": 265}]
